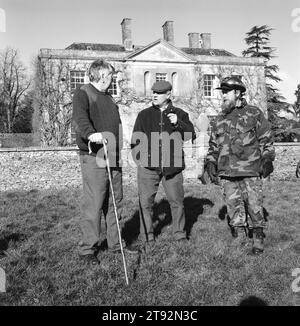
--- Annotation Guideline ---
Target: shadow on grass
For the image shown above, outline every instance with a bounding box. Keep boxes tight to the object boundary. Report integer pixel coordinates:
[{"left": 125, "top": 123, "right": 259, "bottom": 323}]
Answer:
[
  {"left": 0, "top": 232, "right": 28, "bottom": 257},
  {"left": 239, "top": 296, "right": 268, "bottom": 306},
  {"left": 122, "top": 196, "right": 213, "bottom": 245}
]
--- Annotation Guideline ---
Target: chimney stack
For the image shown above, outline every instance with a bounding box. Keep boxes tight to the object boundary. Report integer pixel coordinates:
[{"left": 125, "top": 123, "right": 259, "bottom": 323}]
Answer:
[
  {"left": 201, "top": 33, "right": 211, "bottom": 49},
  {"left": 121, "top": 18, "right": 133, "bottom": 51},
  {"left": 188, "top": 33, "right": 200, "bottom": 48},
  {"left": 162, "top": 21, "right": 174, "bottom": 45}
]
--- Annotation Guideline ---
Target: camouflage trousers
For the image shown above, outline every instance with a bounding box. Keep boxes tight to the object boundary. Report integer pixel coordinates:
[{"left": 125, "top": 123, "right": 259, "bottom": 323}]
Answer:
[{"left": 220, "top": 177, "right": 266, "bottom": 229}]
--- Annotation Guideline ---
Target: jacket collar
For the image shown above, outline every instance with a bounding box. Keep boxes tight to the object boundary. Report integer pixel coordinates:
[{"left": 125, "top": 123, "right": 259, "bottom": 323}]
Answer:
[{"left": 153, "top": 100, "right": 175, "bottom": 113}]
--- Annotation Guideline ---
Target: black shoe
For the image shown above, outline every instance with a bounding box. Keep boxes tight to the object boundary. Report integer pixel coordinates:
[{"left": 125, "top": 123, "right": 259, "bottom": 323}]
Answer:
[{"left": 80, "top": 253, "right": 99, "bottom": 266}]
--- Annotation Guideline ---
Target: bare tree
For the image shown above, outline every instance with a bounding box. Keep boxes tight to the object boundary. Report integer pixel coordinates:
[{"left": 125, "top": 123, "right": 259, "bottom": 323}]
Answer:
[{"left": 0, "top": 47, "right": 31, "bottom": 133}]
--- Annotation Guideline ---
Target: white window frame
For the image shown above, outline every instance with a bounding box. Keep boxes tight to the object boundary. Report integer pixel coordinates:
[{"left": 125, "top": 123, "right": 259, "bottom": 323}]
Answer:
[
  {"left": 171, "top": 72, "right": 178, "bottom": 96},
  {"left": 204, "top": 74, "right": 215, "bottom": 98},
  {"left": 144, "top": 71, "right": 151, "bottom": 96},
  {"left": 70, "top": 70, "right": 86, "bottom": 92},
  {"left": 108, "top": 74, "right": 118, "bottom": 96},
  {"left": 156, "top": 73, "right": 167, "bottom": 82}
]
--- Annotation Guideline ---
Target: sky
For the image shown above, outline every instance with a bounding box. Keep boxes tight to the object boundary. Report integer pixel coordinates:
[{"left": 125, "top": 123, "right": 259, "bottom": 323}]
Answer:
[{"left": 0, "top": 0, "right": 300, "bottom": 103}]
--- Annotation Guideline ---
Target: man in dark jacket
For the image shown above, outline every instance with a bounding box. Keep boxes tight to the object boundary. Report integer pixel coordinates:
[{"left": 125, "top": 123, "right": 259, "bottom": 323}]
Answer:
[
  {"left": 73, "top": 59, "right": 136, "bottom": 265},
  {"left": 131, "top": 80, "right": 195, "bottom": 246},
  {"left": 204, "top": 76, "right": 275, "bottom": 255}
]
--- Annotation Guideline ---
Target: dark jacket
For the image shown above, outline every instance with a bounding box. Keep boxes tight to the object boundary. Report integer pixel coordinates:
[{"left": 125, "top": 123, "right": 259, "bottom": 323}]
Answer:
[
  {"left": 206, "top": 102, "right": 275, "bottom": 178},
  {"left": 72, "top": 84, "right": 122, "bottom": 166},
  {"left": 131, "top": 101, "right": 195, "bottom": 176}
]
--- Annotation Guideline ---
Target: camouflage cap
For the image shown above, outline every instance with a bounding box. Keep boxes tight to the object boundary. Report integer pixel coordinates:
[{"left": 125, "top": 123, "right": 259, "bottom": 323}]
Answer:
[
  {"left": 151, "top": 80, "right": 172, "bottom": 93},
  {"left": 216, "top": 76, "right": 246, "bottom": 93}
]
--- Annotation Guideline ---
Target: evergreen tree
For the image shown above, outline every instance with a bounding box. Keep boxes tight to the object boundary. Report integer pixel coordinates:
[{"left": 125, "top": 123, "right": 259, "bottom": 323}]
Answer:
[
  {"left": 243, "top": 25, "right": 283, "bottom": 102},
  {"left": 294, "top": 84, "right": 300, "bottom": 118}
]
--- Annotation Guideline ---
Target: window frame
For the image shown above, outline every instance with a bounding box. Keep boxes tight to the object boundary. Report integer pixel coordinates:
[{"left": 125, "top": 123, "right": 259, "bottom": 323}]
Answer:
[
  {"left": 69, "top": 70, "right": 86, "bottom": 92},
  {"left": 107, "top": 74, "right": 118, "bottom": 96},
  {"left": 155, "top": 73, "right": 167, "bottom": 82},
  {"left": 203, "top": 74, "right": 215, "bottom": 98}
]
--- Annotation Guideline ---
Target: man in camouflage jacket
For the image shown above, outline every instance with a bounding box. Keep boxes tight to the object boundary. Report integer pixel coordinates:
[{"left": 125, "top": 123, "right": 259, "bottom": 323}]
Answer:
[{"left": 204, "top": 76, "right": 275, "bottom": 255}]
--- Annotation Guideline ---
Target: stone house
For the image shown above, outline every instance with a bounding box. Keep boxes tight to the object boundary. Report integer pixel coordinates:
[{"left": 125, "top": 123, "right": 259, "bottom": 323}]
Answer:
[{"left": 37, "top": 18, "right": 266, "bottom": 147}]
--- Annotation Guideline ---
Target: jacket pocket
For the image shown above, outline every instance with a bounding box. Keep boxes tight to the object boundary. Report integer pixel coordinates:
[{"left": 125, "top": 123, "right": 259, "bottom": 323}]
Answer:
[{"left": 235, "top": 121, "right": 257, "bottom": 145}]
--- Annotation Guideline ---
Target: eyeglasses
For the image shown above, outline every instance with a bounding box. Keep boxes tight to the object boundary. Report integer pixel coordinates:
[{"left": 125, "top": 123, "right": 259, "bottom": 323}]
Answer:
[{"left": 221, "top": 89, "right": 233, "bottom": 94}]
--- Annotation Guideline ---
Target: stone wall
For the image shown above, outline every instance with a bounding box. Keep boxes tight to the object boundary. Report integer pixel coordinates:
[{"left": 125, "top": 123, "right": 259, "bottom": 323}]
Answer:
[
  {"left": 1, "top": 143, "right": 299, "bottom": 193},
  {"left": 273, "top": 143, "right": 300, "bottom": 180}
]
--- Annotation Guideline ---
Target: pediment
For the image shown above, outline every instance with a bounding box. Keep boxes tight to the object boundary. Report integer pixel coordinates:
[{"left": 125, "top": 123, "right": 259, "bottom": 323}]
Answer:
[{"left": 125, "top": 39, "right": 195, "bottom": 63}]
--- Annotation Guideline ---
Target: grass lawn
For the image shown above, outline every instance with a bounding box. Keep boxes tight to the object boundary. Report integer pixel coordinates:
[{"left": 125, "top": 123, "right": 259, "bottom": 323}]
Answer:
[{"left": 0, "top": 173, "right": 299, "bottom": 306}]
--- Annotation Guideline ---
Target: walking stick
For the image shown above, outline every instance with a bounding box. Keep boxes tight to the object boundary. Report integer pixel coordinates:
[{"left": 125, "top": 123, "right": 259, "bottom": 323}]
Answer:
[{"left": 88, "top": 140, "right": 129, "bottom": 285}]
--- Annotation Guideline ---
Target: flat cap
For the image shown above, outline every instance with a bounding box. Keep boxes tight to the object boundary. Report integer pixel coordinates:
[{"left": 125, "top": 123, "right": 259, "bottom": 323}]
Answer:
[{"left": 151, "top": 80, "right": 172, "bottom": 93}]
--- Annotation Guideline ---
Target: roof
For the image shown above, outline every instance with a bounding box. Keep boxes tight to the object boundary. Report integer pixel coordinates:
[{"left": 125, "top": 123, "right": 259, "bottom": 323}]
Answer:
[
  {"left": 180, "top": 48, "right": 235, "bottom": 57},
  {"left": 66, "top": 42, "right": 235, "bottom": 57},
  {"left": 124, "top": 39, "right": 196, "bottom": 62},
  {"left": 66, "top": 42, "right": 143, "bottom": 52}
]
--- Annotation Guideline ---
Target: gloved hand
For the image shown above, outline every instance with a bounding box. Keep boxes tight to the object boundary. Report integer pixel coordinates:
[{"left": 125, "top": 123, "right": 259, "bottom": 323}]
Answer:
[
  {"left": 260, "top": 157, "right": 274, "bottom": 178},
  {"left": 205, "top": 161, "right": 218, "bottom": 184}
]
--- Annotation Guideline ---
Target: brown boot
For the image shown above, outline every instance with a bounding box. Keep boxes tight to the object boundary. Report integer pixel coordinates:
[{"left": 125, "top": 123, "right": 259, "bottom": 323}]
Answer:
[{"left": 252, "top": 228, "right": 265, "bottom": 255}]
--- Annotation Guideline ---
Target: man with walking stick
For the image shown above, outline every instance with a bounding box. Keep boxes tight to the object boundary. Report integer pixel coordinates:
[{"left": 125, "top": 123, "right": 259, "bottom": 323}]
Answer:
[{"left": 72, "top": 59, "right": 137, "bottom": 267}]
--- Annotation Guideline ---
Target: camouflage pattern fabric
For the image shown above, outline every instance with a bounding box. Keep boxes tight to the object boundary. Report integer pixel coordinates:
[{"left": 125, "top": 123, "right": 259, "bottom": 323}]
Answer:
[
  {"left": 206, "top": 103, "right": 275, "bottom": 178},
  {"left": 221, "top": 177, "right": 266, "bottom": 229}
]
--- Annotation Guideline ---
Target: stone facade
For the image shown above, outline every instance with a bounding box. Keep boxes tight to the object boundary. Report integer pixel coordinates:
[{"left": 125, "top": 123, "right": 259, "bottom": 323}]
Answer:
[{"left": 37, "top": 18, "right": 266, "bottom": 145}]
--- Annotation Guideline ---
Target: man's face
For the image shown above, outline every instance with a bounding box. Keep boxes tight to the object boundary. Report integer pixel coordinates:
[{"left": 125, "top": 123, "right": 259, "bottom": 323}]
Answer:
[
  {"left": 152, "top": 91, "right": 170, "bottom": 107},
  {"left": 222, "top": 88, "right": 237, "bottom": 107},
  {"left": 220, "top": 88, "right": 242, "bottom": 114},
  {"left": 97, "top": 68, "right": 113, "bottom": 91}
]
